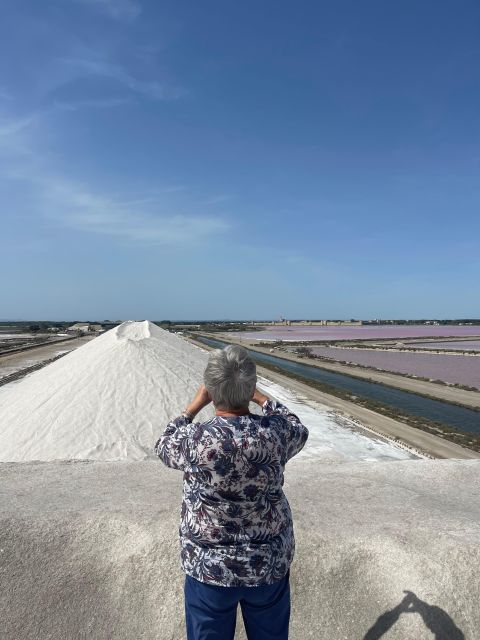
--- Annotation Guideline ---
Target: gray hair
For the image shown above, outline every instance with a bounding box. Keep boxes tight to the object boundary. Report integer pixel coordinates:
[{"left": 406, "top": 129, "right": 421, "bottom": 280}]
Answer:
[{"left": 204, "top": 345, "right": 257, "bottom": 410}]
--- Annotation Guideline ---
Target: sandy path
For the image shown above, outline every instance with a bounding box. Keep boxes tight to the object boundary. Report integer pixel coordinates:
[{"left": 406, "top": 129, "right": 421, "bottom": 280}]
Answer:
[
  {"left": 0, "top": 335, "right": 94, "bottom": 377},
  {"left": 214, "top": 335, "right": 480, "bottom": 409}
]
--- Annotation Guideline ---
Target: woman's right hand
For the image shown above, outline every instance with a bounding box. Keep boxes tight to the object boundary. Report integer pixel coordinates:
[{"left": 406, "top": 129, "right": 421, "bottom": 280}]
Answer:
[
  {"left": 184, "top": 384, "right": 212, "bottom": 418},
  {"left": 252, "top": 388, "right": 269, "bottom": 406}
]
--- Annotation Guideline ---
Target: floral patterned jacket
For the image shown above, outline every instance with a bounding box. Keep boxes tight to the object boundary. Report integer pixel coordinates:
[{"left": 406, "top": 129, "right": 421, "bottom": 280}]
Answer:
[{"left": 155, "top": 399, "right": 308, "bottom": 587}]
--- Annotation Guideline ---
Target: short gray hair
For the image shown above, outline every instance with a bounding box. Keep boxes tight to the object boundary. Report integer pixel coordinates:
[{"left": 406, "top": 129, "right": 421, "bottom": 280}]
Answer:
[{"left": 204, "top": 345, "right": 257, "bottom": 410}]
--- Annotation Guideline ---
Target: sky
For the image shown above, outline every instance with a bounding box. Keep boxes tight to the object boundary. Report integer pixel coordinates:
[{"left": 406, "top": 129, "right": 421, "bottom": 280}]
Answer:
[{"left": 1, "top": 0, "right": 479, "bottom": 321}]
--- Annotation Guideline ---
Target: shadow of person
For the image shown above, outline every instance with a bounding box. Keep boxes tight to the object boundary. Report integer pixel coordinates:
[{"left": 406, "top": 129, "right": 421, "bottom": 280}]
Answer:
[{"left": 363, "top": 590, "right": 465, "bottom": 640}]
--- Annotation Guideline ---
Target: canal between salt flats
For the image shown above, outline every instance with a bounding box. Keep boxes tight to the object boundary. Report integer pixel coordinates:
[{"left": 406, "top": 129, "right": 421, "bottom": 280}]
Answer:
[{"left": 195, "top": 336, "right": 480, "bottom": 435}]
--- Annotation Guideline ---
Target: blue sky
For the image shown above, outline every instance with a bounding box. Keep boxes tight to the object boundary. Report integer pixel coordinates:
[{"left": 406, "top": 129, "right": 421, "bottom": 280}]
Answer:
[{"left": 1, "top": 0, "right": 479, "bottom": 320}]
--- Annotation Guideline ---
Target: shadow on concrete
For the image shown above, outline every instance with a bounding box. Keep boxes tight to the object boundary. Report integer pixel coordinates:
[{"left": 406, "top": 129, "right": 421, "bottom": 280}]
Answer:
[{"left": 363, "top": 590, "right": 464, "bottom": 640}]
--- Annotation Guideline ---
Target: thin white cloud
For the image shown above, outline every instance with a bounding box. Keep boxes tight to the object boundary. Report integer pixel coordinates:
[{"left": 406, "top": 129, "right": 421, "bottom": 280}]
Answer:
[
  {"left": 0, "top": 88, "right": 13, "bottom": 101},
  {"left": 0, "top": 114, "right": 38, "bottom": 137},
  {"left": 0, "top": 96, "right": 129, "bottom": 145},
  {"left": 0, "top": 114, "right": 40, "bottom": 162},
  {"left": 204, "top": 195, "right": 231, "bottom": 205},
  {"left": 41, "top": 177, "right": 230, "bottom": 245},
  {"left": 0, "top": 112, "right": 229, "bottom": 248},
  {"left": 52, "top": 97, "right": 133, "bottom": 111},
  {"left": 74, "top": 0, "right": 141, "bottom": 21},
  {"left": 60, "top": 52, "right": 185, "bottom": 100},
  {"left": 6, "top": 14, "right": 184, "bottom": 107},
  {"left": 162, "top": 185, "right": 187, "bottom": 193}
]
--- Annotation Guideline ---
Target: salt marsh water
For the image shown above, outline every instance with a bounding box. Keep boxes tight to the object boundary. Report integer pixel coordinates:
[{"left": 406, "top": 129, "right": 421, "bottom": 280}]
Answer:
[
  {"left": 240, "top": 325, "right": 480, "bottom": 342},
  {"left": 258, "top": 377, "right": 417, "bottom": 461},
  {"left": 412, "top": 340, "right": 480, "bottom": 351},
  {"left": 197, "top": 337, "right": 480, "bottom": 434},
  {"left": 309, "top": 347, "right": 480, "bottom": 389}
]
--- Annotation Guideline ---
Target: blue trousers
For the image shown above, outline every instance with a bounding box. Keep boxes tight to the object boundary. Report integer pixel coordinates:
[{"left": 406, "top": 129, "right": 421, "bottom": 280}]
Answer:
[{"left": 184, "top": 571, "right": 291, "bottom": 640}]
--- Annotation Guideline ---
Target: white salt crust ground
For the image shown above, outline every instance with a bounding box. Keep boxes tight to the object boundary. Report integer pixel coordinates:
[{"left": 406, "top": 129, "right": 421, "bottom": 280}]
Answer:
[
  {"left": 0, "top": 348, "right": 72, "bottom": 379},
  {"left": 0, "top": 321, "right": 413, "bottom": 463},
  {"left": 0, "top": 458, "right": 478, "bottom": 639}
]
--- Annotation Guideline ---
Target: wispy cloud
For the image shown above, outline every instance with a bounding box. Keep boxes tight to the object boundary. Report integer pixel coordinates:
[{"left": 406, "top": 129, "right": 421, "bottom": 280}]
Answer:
[
  {"left": 59, "top": 51, "right": 186, "bottom": 100},
  {"left": 0, "top": 112, "right": 230, "bottom": 248},
  {"left": 0, "top": 88, "right": 13, "bottom": 101},
  {"left": 52, "top": 97, "right": 133, "bottom": 111},
  {"left": 0, "top": 96, "right": 130, "bottom": 141},
  {"left": 41, "top": 177, "right": 230, "bottom": 245},
  {"left": 162, "top": 185, "right": 187, "bottom": 193},
  {"left": 1, "top": 10, "right": 185, "bottom": 110},
  {"left": 204, "top": 195, "right": 231, "bottom": 205},
  {"left": 0, "top": 114, "right": 38, "bottom": 137},
  {"left": 74, "top": 0, "right": 141, "bottom": 21}
]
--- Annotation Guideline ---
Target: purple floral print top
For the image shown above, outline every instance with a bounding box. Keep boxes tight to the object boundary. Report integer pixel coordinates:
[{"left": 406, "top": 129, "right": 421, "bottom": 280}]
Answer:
[{"left": 155, "top": 399, "right": 308, "bottom": 587}]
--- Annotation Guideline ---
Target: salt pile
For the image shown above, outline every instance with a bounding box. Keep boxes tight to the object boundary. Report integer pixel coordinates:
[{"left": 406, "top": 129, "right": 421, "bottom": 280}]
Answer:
[
  {"left": 0, "top": 320, "right": 415, "bottom": 464},
  {"left": 0, "top": 321, "right": 214, "bottom": 462}
]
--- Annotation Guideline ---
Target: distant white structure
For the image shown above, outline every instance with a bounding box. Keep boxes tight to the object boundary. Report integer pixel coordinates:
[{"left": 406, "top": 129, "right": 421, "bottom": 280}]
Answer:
[{"left": 67, "top": 323, "right": 103, "bottom": 334}]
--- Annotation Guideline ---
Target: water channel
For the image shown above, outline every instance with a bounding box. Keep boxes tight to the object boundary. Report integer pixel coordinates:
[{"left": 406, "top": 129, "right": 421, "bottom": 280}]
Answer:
[{"left": 195, "top": 336, "right": 480, "bottom": 435}]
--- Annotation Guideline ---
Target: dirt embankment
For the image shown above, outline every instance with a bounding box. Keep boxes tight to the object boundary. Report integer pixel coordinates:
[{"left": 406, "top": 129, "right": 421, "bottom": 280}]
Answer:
[{"left": 0, "top": 335, "right": 95, "bottom": 378}]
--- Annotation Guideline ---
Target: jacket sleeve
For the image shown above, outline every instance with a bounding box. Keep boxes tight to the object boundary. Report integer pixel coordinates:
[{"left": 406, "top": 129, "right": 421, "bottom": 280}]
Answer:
[
  {"left": 154, "top": 415, "right": 198, "bottom": 472},
  {"left": 262, "top": 399, "right": 309, "bottom": 461}
]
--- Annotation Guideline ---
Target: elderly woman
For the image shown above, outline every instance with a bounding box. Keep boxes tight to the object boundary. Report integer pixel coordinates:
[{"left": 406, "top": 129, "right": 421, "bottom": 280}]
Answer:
[{"left": 155, "top": 344, "right": 308, "bottom": 640}]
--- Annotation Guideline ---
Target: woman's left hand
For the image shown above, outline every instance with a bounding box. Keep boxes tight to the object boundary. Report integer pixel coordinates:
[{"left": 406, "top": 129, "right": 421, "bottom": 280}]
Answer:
[{"left": 184, "top": 384, "right": 212, "bottom": 419}]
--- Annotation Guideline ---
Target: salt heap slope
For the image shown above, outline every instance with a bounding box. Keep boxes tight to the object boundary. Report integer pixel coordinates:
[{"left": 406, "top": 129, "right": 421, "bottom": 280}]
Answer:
[{"left": 0, "top": 321, "right": 213, "bottom": 462}]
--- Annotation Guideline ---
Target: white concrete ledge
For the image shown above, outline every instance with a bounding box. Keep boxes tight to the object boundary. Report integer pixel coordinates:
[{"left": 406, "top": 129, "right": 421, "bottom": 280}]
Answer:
[{"left": 1, "top": 459, "right": 478, "bottom": 639}]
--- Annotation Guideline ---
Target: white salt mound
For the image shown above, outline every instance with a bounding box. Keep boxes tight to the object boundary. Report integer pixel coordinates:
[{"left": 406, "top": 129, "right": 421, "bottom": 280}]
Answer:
[
  {"left": 0, "top": 320, "right": 418, "bottom": 464},
  {"left": 0, "top": 321, "right": 213, "bottom": 462}
]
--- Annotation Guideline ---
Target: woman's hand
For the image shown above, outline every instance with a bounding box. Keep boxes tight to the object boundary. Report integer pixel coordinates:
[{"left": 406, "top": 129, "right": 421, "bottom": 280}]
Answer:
[
  {"left": 252, "top": 388, "right": 269, "bottom": 406},
  {"left": 184, "top": 384, "right": 212, "bottom": 419}
]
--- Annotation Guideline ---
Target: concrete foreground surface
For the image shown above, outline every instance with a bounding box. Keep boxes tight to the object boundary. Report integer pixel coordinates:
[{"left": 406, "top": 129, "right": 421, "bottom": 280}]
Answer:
[{"left": 0, "top": 459, "right": 479, "bottom": 640}]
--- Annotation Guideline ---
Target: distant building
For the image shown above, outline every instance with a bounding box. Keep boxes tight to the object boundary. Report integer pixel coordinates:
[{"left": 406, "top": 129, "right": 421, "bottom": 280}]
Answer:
[
  {"left": 67, "top": 323, "right": 103, "bottom": 334},
  {"left": 171, "top": 324, "right": 201, "bottom": 330},
  {"left": 314, "top": 320, "right": 362, "bottom": 326}
]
